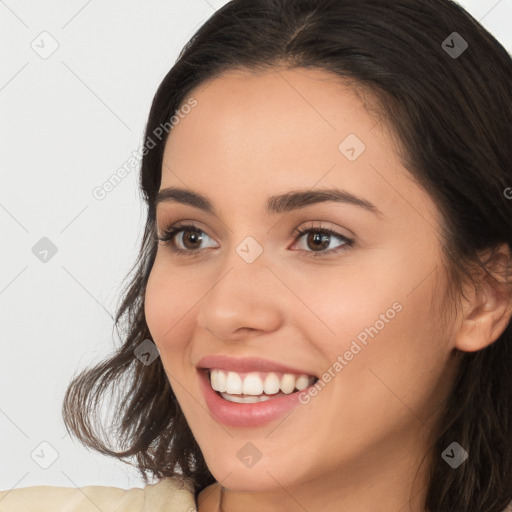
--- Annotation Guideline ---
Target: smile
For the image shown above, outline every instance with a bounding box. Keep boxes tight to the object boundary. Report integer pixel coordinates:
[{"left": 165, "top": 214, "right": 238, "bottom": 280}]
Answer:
[{"left": 208, "top": 369, "right": 317, "bottom": 403}]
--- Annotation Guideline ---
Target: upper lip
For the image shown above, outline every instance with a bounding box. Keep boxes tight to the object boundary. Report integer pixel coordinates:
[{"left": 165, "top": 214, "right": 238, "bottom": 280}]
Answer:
[{"left": 197, "top": 355, "right": 317, "bottom": 377}]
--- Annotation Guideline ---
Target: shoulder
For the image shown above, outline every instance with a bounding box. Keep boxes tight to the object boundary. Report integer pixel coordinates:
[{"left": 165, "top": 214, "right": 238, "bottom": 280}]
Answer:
[{"left": 0, "top": 475, "right": 196, "bottom": 512}]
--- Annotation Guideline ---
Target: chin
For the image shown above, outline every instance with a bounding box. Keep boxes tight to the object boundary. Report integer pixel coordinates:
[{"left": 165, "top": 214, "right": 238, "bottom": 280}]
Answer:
[{"left": 203, "top": 456, "right": 310, "bottom": 492}]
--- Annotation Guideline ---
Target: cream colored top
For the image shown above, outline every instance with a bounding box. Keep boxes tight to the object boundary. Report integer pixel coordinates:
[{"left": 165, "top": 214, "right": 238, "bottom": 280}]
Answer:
[
  {"left": 0, "top": 476, "right": 197, "bottom": 512},
  {"left": 2, "top": 477, "right": 512, "bottom": 511}
]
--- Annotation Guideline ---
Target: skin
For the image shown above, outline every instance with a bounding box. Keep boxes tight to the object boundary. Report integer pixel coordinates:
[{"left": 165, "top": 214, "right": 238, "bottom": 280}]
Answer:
[{"left": 144, "top": 67, "right": 512, "bottom": 512}]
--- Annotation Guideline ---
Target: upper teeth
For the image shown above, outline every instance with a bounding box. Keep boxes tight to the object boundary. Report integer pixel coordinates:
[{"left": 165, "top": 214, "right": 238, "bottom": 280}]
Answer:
[{"left": 209, "top": 369, "right": 315, "bottom": 395}]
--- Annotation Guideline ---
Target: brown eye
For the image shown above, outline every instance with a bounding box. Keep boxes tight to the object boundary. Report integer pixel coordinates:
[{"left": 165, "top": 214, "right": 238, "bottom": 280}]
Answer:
[
  {"left": 179, "top": 229, "right": 204, "bottom": 250},
  {"left": 292, "top": 226, "right": 354, "bottom": 257},
  {"left": 305, "top": 232, "right": 331, "bottom": 252},
  {"left": 157, "top": 224, "right": 218, "bottom": 255}
]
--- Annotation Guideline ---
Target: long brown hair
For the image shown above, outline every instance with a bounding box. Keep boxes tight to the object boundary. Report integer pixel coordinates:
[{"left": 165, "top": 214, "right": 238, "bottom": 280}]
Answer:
[{"left": 62, "top": 1, "right": 512, "bottom": 509}]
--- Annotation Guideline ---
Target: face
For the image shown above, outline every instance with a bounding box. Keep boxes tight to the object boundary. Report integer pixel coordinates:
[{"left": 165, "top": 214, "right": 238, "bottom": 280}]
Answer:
[{"left": 144, "top": 67, "right": 460, "bottom": 495}]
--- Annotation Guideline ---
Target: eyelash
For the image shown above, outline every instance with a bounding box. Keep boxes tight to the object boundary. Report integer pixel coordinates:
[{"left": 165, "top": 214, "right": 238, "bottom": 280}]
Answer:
[{"left": 156, "top": 222, "right": 354, "bottom": 258}]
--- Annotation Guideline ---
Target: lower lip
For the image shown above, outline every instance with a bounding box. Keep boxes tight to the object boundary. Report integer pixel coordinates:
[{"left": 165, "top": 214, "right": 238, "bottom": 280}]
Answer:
[{"left": 198, "top": 370, "right": 315, "bottom": 428}]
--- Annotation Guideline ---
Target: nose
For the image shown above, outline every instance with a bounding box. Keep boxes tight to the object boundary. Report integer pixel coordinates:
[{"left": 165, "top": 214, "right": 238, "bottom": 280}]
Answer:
[{"left": 196, "top": 250, "right": 285, "bottom": 341}]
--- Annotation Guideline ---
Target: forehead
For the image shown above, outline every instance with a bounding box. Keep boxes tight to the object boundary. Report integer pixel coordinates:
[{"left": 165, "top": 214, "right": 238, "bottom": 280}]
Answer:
[
  {"left": 164, "top": 67, "right": 380, "bottom": 163},
  {"left": 160, "top": 67, "right": 439, "bottom": 230}
]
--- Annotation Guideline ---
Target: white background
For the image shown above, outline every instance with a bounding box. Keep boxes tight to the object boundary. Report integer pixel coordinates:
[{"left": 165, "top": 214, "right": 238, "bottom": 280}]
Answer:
[{"left": 1, "top": 0, "right": 511, "bottom": 492}]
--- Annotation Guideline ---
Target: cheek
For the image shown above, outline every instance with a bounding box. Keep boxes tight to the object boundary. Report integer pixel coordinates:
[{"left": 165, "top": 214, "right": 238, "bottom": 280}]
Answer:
[
  {"left": 329, "top": 280, "right": 447, "bottom": 429},
  {"left": 144, "top": 258, "right": 218, "bottom": 440},
  {"left": 144, "top": 261, "right": 200, "bottom": 406},
  {"left": 144, "top": 257, "right": 196, "bottom": 354},
  {"left": 294, "top": 246, "right": 447, "bottom": 406},
  {"left": 285, "top": 256, "right": 401, "bottom": 355},
  {"left": 144, "top": 266, "right": 168, "bottom": 344}
]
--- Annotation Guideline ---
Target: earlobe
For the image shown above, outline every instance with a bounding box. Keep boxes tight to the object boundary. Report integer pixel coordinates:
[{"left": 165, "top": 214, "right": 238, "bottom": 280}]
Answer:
[{"left": 454, "top": 245, "right": 512, "bottom": 353}]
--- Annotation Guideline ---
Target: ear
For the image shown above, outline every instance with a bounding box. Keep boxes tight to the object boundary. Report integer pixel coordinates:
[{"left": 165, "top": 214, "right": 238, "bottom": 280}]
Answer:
[{"left": 455, "top": 243, "right": 512, "bottom": 352}]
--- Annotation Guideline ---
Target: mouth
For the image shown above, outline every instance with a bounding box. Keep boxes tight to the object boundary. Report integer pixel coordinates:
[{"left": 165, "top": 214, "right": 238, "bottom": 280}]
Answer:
[
  {"left": 196, "top": 355, "right": 320, "bottom": 427},
  {"left": 204, "top": 368, "right": 318, "bottom": 403}
]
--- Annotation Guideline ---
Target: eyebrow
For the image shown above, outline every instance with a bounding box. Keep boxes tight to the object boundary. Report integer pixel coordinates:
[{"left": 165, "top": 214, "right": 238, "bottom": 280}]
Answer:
[{"left": 155, "top": 186, "right": 383, "bottom": 217}]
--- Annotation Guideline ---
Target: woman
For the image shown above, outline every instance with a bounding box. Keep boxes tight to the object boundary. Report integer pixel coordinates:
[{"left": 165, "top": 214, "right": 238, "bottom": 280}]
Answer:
[{"left": 2, "top": 0, "right": 511, "bottom": 510}]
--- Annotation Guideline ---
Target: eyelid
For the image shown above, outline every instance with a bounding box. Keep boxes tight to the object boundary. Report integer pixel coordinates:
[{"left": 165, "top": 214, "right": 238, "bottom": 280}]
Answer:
[
  {"left": 157, "top": 220, "right": 354, "bottom": 257},
  {"left": 157, "top": 219, "right": 218, "bottom": 240},
  {"left": 290, "top": 223, "right": 354, "bottom": 257}
]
